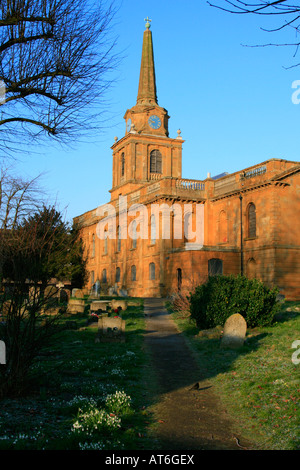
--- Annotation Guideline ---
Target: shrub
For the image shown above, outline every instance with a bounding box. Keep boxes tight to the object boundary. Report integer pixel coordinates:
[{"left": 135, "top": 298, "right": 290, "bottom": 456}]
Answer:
[{"left": 189, "top": 275, "right": 280, "bottom": 330}]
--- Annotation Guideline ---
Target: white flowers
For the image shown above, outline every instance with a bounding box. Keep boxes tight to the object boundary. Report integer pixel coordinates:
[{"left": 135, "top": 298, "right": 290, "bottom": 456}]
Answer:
[{"left": 71, "top": 390, "right": 131, "bottom": 443}]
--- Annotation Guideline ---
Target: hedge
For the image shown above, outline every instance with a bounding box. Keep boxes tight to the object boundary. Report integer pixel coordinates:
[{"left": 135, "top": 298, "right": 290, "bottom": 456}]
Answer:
[{"left": 189, "top": 275, "right": 280, "bottom": 330}]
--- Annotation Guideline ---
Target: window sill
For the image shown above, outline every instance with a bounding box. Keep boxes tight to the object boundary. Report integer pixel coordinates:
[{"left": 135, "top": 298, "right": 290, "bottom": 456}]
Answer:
[{"left": 244, "top": 236, "right": 258, "bottom": 241}]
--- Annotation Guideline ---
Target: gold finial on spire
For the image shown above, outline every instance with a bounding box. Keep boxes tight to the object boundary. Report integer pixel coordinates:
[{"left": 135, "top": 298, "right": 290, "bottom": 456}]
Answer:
[{"left": 144, "top": 16, "right": 151, "bottom": 29}]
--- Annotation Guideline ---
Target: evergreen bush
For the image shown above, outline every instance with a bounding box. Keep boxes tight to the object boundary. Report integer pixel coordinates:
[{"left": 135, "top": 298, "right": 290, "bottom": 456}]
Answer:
[{"left": 189, "top": 275, "right": 280, "bottom": 329}]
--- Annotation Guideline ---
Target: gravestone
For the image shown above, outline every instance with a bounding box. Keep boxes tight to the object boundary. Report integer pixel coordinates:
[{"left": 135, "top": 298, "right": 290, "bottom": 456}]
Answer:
[
  {"left": 67, "top": 299, "right": 85, "bottom": 314},
  {"left": 74, "top": 289, "right": 84, "bottom": 299},
  {"left": 90, "top": 300, "right": 110, "bottom": 313},
  {"left": 111, "top": 299, "right": 128, "bottom": 311},
  {"left": 220, "top": 313, "right": 247, "bottom": 349},
  {"left": 96, "top": 315, "right": 126, "bottom": 343}
]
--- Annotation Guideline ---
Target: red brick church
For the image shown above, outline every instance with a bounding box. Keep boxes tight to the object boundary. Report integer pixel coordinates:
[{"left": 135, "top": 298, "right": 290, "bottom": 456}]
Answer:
[{"left": 74, "top": 19, "right": 300, "bottom": 300}]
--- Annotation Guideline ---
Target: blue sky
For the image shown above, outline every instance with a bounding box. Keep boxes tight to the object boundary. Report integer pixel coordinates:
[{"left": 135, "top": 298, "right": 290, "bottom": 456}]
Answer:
[{"left": 7, "top": 0, "right": 300, "bottom": 222}]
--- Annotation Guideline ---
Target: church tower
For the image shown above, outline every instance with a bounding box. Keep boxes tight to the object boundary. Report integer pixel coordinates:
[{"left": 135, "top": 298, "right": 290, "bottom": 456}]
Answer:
[{"left": 110, "top": 18, "right": 183, "bottom": 201}]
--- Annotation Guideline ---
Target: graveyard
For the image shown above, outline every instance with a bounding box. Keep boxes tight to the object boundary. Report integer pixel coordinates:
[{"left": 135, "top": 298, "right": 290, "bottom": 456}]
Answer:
[{"left": 0, "top": 287, "right": 299, "bottom": 450}]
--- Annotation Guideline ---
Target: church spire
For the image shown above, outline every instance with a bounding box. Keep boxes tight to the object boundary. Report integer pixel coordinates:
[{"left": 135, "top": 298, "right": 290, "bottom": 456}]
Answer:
[{"left": 137, "top": 18, "right": 157, "bottom": 105}]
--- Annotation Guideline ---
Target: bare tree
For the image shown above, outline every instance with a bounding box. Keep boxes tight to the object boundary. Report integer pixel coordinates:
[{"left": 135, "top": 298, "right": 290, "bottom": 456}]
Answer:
[
  {"left": 0, "top": 165, "right": 44, "bottom": 229},
  {"left": 208, "top": 1, "right": 300, "bottom": 65},
  {"left": 0, "top": 0, "right": 119, "bottom": 156}
]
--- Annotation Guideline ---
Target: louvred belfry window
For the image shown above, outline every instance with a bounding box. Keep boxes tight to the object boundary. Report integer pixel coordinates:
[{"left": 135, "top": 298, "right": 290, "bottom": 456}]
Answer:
[{"left": 150, "top": 149, "right": 162, "bottom": 173}]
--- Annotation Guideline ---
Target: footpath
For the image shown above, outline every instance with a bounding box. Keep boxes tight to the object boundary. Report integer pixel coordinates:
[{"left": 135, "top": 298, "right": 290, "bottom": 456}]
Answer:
[{"left": 143, "top": 298, "right": 254, "bottom": 450}]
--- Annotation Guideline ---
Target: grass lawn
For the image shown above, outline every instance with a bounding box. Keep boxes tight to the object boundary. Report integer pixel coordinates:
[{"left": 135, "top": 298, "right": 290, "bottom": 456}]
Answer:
[
  {"left": 170, "top": 300, "right": 300, "bottom": 450},
  {"left": 0, "top": 300, "right": 158, "bottom": 450}
]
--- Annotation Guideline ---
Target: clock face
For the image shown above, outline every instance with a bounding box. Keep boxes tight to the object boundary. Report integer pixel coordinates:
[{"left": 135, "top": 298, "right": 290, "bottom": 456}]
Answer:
[
  {"left": 126, "top": 118, "right": 132, "bottom": 132},
  {"left": 148, "top": 115, "right": 161, "bottom": 129}
]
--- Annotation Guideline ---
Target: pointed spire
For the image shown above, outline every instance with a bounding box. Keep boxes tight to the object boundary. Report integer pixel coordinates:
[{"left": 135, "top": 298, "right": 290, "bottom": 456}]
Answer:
[{"left": 137, "top": 18, "right": 157, "bottom": 105}]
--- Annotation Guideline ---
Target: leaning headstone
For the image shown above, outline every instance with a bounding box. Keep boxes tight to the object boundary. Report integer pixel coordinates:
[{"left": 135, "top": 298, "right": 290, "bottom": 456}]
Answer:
[
  {"left": 220, "top": 313, "right": 247, "bottom": 349},
  {"left": 96, "top": 315, "right": 126, "bottom": 343}
]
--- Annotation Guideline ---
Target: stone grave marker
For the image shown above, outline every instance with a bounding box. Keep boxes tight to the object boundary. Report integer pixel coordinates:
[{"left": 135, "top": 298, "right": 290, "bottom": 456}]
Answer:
[
  {"left": 96, "top": 315, "right": 126, "bottom": 343},
  {"left": 220, "top": 313, "right": 247, "bottom": 349},
  {"left": 90, "top": 300, "right": 110, "bottom": 313},
  {"left": 67, "top": 299, "right": 85, "bottom": 314},
  {"left": 111, "top": 299, "right": 127, "bottom": 311}
]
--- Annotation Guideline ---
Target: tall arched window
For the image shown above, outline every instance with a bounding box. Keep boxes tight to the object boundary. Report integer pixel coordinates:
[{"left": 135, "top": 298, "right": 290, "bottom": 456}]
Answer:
[
  {"left": 117, "top": 225, "right": 121, "bottom": 252},
  {"left": 149, "top": 262, "right": 155, "bottom": 280},
  {"left": 132, "top": 220, "right": 137, "bottom": 249},
  {"left": 131, "top": 265, "right": 136, "bottom": 282},
  {"left": 102, "top": 269, "right": 107, "bottom": 283},
  {"left": 121, "top": 152, "right": 125, "bottom": 177},
  {"left": 104, "top": 230, "right": 108, "bottom": 255},
  {"left": 150, "top": 149, "right": 162, "bottom": 174},
  {"left": 150, "top": 214, "right": 156, "bottom": 244},
  {"left": 219, "top": 210, "right": 228, "bottom": 243},
  {"left": 177, "top": 268, "right": 182, "bottom": 291},
  {"left": 92, "top": 234, "right": 95, "bottom": 258},
  {"left": 247, "top": 203, "right": 256, "bottom": 238},
  {"left": 116, "top": 267, "right": 120, "bottom": 283}
]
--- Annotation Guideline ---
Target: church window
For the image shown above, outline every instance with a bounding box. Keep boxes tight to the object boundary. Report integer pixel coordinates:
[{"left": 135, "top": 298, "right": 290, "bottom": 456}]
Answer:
[
  {"left": 91, "top": 234, "right": 95, "bottom": 258},
  {"left": 104, "top": 230, "right": 108, "bottom": 254},
  {"left": 150, "top": 214, "right": 156, "bottom": 244},
  {"left": 247, "top": 203, "right": 256, "bottom": 238},
  {"left": 149, "top": 262, "right": 155, "bottom": 280},
  {"left": 121, "top": 153, "right": 125, "bottom": 177},
  {"left": 177, "top": 268, "right": 182, "bottom": 291},
  {"left": 102, "top": 269, "right": 107, "bottom": 283},
  {"left": 91, "top": 270, "right": 95, "bottom": 285},
  {"left": 131, "top": 265, "right": 136, "bottom": 281},
  {"left": 116, "top": 267, "right": 121, "bottom": 283},
  {"left": 208, "top": 258, "right": 223, "bottom": 276},
  {"left": 150, "top": 149, "right": 162, "bottom": 174},
  {"left": 132, "top": 220, "right": 137, "bottom": 249},
  {"left": 117, "top": 225, "right": 121, "bottom": 252}
]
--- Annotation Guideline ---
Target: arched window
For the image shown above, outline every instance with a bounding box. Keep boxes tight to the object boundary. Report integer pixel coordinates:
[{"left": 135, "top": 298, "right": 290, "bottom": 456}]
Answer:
[
  {"left": 132, "top": 220, "right": 137, "bottom": 249},
  {"left": 219, "top": 210, "right": 227, "bottom": 243},
  {"left": 102, "top": 269, "right": 107, "bottom": 283},
  {"left": 117, "top": 225, "right": 121, "bottom": 252},
  {"left": 121, "top": 152, "right": 125, "bottom": 177},
  {"left": 131, "top": 265, "right": 136, "bottom": 282},
  {"left": 104, "top": 230, "right": 108, "bottom": 255},
  {"left": 177, "top": 268, "right": 182, "bottom": 291},
  {"left": 116, "top": 267, "right": 120, "bottom": 283},
  {"left": 91, "top": 270, "right": 95, "bottom": 285},
  {"left": 149, "top": 262, "right": 155, "bottom": 280},
  {"left": 247, "top": 203, "right": 256, "bottom": 238},
  {"left": 150, "top": 214, "right": 156, "bottom": 244},
  {"left": 208, "top": 258, "right": 223, "bottom": 276},
  {"left": 92, "top": 234, "right": 95, "bottom": 258},
  {"left": 150, "top": 149, "right": 162, "bottom": 174}
]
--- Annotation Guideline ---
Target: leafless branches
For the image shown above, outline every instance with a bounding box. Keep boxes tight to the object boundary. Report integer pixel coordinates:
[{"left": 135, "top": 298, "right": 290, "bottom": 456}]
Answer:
[
  {"left": 0, "top": 0, "right": 120, "bottom": 156},
  {"left": 208, "top": 1, "right": 300, "bottom": 65}
]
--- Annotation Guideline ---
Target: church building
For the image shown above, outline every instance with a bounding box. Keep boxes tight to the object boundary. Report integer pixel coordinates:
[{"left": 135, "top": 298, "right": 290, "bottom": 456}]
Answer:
[{"left": 74, "top": 19, "right": 300, "bottom": 300}]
